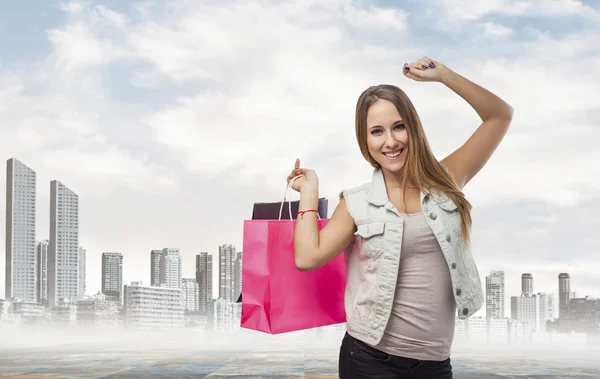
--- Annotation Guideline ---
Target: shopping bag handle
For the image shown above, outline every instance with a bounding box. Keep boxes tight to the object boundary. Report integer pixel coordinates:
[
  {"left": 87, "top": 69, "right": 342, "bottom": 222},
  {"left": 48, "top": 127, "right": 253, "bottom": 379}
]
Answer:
[{"left": 278, "top": 175, "right": 321, "bottom": 221}]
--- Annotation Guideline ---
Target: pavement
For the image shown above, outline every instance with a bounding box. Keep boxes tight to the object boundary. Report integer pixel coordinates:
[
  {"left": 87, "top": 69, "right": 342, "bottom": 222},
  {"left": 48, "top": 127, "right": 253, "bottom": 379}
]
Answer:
[{"left": 0, "top": 329, "right": 599, "bottom": 378}]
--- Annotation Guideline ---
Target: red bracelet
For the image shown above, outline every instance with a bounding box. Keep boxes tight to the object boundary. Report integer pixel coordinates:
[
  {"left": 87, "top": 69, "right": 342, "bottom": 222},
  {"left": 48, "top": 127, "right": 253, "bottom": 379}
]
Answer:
[{"left": 298, "top": 209, "right": 318, "bottom": 219}]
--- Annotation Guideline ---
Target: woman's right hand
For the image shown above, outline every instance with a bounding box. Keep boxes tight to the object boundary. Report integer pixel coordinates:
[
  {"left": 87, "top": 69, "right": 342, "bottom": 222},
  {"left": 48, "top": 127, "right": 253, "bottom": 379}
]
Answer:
[{"left": 287, "top": 158, "right": 319, "bottom": 192}]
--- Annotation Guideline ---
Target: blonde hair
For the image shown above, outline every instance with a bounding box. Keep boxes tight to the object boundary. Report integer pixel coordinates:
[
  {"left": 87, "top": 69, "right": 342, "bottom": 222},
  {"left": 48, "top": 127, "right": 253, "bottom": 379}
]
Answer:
[{"left": 355, "top": 84, "right": 472, "bottom": 244}]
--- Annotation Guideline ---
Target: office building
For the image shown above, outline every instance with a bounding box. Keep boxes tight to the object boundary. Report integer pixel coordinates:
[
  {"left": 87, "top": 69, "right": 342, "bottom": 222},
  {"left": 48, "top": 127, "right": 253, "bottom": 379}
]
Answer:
[
  {"left": 79, "top": 246, "right": 86, "bottom": 299},
  {"left": 196, "top": 252, "right": 213, "bottom": 313},
  {"left": 5, "top": 158, "right": 37, "bottom": 302},
  {"left": 182, "top": 278, "right": 199, "bottom": 312},
  {"left": 102, "top": 252, "right": 123, "bottom": 303},
  {"left": 486, "top": 270, "right": 505, "bottom": 319},
  {"left": 48, "top": 180, "right": 80, "bottom": 307},
  {"left": 36, "top": 240, "right": 49, "bottom": 303},
  {"left": 150, "top": 248, "right": 182, "bottom": 289},
  {"left": 558, "top": 273, "right": 571, "bottom": 330},
  {"left": 234, "top": 251, "right": 242, "bottom": 301},
  {"left": 123, "top": 281, "right": 184, "bottom": 330},
  {"left": 521, "top": 273, "right": 533, "bottom": 296},
  {"left": 219, "top": 244, "right": 237, "bottom": 302}
]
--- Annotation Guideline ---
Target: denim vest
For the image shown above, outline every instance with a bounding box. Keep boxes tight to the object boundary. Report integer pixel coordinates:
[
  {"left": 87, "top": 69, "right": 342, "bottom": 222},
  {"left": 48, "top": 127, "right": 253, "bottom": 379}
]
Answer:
[{"left": 341, "top": 169, "right": 484, "bottom": 346}]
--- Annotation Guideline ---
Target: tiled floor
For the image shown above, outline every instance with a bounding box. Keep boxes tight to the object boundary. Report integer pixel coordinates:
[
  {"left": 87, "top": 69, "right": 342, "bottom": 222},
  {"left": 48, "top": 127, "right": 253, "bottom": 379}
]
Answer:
[
  {"left": 0, "top": 332, "right": 599, "bottom": 378},
  {"left": 1, "top": 346, "right": 599, "bottom": 378}
]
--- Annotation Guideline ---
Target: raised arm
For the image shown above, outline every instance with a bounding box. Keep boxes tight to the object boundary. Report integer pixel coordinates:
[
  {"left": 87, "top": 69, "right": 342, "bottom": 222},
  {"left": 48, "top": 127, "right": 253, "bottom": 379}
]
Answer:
[
  {"left": 404, "top": 57, "right": 514, "bottom": 189},
  {"left": 287, "top": 159, "right": 356, "bottom": 271}
]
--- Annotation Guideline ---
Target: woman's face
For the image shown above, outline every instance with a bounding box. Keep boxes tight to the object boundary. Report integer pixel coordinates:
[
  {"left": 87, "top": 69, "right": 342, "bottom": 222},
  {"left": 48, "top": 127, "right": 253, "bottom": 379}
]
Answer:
[{"left": 365, "top": 99, "right": 409, "bottom": 172}]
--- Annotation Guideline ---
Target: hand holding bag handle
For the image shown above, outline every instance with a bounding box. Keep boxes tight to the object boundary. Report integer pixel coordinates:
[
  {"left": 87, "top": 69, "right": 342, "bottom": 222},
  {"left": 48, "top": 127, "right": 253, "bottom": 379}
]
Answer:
[{"left": 279, "top": 175, "right": 321, "bottom": 221}]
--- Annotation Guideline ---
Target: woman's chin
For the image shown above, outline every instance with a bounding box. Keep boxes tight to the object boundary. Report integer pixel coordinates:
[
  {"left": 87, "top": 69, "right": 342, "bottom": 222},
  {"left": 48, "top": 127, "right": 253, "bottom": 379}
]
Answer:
[{"left": 379, "top": 159, "right": 407, "bottom": 173}]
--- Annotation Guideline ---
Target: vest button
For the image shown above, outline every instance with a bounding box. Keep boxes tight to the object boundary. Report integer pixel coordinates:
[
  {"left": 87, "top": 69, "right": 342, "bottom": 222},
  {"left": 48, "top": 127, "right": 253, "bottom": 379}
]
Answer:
[
  {"left": 429, "top": 212, "right": 437, "bottom": 220},
  {"left": 462, "top": 308, "right": 469, "bottom": 316},
  {"left": 446, "top": 235, "right": 451, "bottom": 242},
  {"left": 456, "top": 288, "right": 462, "bottom": 296},
  {"left": 451, "top": 262, "right": 456, "bottom": 269}
]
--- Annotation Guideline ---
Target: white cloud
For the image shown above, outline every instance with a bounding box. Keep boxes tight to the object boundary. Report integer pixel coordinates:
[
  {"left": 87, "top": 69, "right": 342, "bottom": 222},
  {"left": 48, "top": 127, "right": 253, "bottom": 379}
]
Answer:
[
  {"left": 344, "top": 6, "right": 408, "bottom": 30},
  {"left": 47, "top": 23, "right": 128, "bottom": 72},
  {"left": 59, "top": 1, "right": 84, "bottom": 14},
  {"left": 479, "top": 21, "right": 515, "bottom": 37},
  {"left": 435, "top": 0, "right": 598, "bottom": 21}
]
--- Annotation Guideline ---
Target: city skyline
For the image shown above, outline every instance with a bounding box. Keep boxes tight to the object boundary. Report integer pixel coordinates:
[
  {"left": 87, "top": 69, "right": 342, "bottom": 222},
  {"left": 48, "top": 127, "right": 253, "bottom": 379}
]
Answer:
[
  {"left": 2, "top": 156, "right": 599, "bottom": 318},
  {"left": 1, "top": 160, "right": 597, "bottom": 334},
  {"left": 2, "top": 156, "right": 231, "bottom": 300}
]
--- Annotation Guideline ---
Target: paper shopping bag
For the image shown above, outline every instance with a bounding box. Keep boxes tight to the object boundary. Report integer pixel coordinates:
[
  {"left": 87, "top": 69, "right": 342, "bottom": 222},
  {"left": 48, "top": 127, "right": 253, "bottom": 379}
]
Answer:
[
  {"left": 237, "top": 198, "right": 330, "bottom": 304},
  {"left": 240, "top": 217, "right": 347, "bottom": 334}
]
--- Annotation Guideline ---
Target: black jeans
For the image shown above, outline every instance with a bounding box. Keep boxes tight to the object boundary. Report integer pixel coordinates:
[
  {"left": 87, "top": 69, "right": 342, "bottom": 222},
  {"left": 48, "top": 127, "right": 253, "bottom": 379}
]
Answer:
[{"left": 339, "top": 332, "right": 453, "bottom": 379}]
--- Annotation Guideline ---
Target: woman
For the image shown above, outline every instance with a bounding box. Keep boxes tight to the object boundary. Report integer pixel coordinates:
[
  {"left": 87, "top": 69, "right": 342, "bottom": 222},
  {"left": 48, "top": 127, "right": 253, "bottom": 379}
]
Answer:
[{"left": 287, "top": 56, "right": 513, "bottom": 378}]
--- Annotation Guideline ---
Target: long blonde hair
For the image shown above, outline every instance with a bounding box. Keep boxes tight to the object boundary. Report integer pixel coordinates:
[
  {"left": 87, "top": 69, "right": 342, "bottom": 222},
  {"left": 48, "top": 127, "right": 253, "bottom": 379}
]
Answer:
[{"left": 355, "top": 84, "right": 473, "bottom": 244}]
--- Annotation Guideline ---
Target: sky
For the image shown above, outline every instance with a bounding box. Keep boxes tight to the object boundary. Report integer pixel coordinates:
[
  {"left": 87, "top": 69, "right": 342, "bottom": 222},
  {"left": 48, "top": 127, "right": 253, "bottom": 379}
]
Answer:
[{"left": 1, "top": 0, "right": 599, "bottom": 318}]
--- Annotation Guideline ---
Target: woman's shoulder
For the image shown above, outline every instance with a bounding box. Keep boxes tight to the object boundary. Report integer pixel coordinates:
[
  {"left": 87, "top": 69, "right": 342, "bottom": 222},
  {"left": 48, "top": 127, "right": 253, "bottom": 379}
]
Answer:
[{"left": 338, "top": 181, "right": 372, "bottom": 200}]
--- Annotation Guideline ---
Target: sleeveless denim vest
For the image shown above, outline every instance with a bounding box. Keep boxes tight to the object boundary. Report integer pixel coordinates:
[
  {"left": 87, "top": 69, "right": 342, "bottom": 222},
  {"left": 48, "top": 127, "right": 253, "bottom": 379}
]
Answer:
[{"left": 341, "top": 168, "right": 484, "bottom": 346}]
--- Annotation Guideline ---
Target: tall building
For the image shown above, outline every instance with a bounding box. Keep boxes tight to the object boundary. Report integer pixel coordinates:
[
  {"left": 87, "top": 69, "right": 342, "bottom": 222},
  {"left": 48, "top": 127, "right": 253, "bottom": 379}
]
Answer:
[
  {"left": 219, "top": 244, "right": 237, "bottom": 302},
  {"left": 150, "top": 250, "right": 162, "bottom": 286},
  {"left": 521, "top": 273, "right": 533, "bottom": 296},
  {"left": 486, "top": 270, "right": 505, "bottom": 319},
  {"left": 5, "top": 158, "right": 37, "bottom": 302},
  {"left": 558, "top": 273, "right": 571, "bottom": 330},
  {"left": 196, "top": 252, "right": 213, "bottom": 313},
  {"left": 234, "top": 251, "right": 242, "bottom": 301},
  {"left": 102, "top": 252, "right": 123, "bottom": 303},
  {"left": 150, "top": 248, "right": 182, "bottom": 289},
  {"left": 36, "top": 240, "right": 49, "bottom": 303},
  {"left": 48, "top": 180, "right": 80, "bottom": 307},
  {"left": 181, "top": 278, "right": 199, "bottom": 312},
  {"left": 79, "top": 246, "right": 86, "bottom": 299}
]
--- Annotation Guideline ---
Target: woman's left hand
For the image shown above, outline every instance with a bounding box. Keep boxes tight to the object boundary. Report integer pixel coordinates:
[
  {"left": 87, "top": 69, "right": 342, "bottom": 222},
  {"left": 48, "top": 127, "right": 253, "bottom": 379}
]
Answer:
[{"left": 403, "top": 56, "right": 449, "bottom": 83}]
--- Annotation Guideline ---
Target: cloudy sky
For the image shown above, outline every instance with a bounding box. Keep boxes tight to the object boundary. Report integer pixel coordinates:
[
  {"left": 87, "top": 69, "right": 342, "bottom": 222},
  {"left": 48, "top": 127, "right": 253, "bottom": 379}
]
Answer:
[{"left": 1, "top": 0, "right": 599, "bottom": 318}]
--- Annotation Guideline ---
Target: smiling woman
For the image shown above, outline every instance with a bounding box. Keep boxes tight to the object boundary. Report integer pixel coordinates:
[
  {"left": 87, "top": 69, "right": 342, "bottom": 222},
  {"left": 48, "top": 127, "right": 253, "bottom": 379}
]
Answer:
[{"left": 287, "top": 56, "right": 513, "bottom": 379}]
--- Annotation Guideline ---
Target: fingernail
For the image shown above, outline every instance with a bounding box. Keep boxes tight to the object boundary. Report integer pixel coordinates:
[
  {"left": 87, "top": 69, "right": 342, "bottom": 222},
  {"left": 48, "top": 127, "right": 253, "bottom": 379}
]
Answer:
[
  {"left": 428, "top": 62, "right": 434, "bottom": 68},
  {"left": 421, "top": 65, "right": 427, "bottom": 69}
]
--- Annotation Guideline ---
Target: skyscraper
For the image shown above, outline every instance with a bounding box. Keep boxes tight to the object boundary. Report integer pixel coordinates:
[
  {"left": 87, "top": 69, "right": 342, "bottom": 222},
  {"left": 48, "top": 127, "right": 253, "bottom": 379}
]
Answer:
[
  {"left": 36, "top": 240, "right": 49, "bottom": 303},
  {"left": 79, "top": 246, "right": 86, "bottom": 299},
  {"left": 558, "top": 273, "right": 571, "bottom": 330},
  {"left": 234, "top": 251, "right": 242, "bottom": 301},
  {"left": 150, "top": 250, "right": 162, "bottom": 287},
  {"left": 102, "top": 252, "right": 123, "bottom": 303},
  {"left": 150, "top": 248, "right": 182, "bottom": 289},
  {"left": 196, "top": 252, "right": 213, "bottom": 313},
  {"left": 486, "top": 270, "right": 505, "bottom": 319},
  {"left": 219, "top": 244, "right": 236, "bottom": 302},
  {"left": 181, "top": 278, "right": 199, "bottom": 312},
  {"left": 5, "top": 158, "right": 37, "bottom": 302},
  {"left": 511, "top": 274, "right": 555, "bottom": 332},
  {"left": 48, "top": 180, "right": 80, "bottom": 307},
  {"left": 521, "top": 273, "right": 533, "bottom": 296}
]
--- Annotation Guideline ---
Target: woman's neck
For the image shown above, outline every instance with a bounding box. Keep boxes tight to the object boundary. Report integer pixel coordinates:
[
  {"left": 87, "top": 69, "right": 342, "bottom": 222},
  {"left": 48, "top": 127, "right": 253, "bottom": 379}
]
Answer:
[{"left": 380, "top": 167, "right": 417, "bottom": 190}]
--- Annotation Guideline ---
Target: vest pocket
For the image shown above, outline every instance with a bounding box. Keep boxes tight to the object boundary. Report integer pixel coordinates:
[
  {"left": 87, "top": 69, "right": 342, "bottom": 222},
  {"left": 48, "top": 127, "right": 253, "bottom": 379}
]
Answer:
[{"left": 355, "top": 221, "right": 385, "bottom": 260}]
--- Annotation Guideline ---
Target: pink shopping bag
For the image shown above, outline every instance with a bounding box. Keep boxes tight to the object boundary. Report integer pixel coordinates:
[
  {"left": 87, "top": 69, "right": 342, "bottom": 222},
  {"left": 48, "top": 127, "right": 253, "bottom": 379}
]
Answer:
[{"left": 240, "top": 179, "right": 347, "bottom": 334}]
